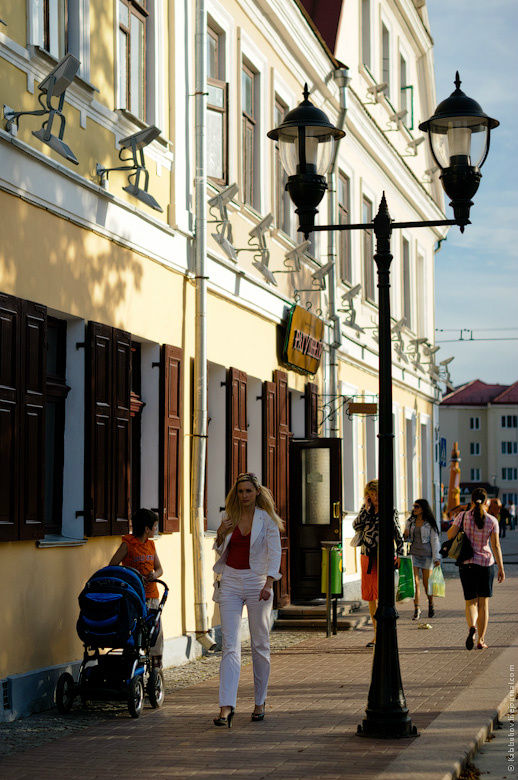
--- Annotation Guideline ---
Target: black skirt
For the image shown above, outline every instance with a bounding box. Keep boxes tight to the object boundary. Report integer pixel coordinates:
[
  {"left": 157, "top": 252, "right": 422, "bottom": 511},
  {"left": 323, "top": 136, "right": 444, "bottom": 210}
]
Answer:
[{"left": 458, "top": 563, "right": 495, "bottom": 600}]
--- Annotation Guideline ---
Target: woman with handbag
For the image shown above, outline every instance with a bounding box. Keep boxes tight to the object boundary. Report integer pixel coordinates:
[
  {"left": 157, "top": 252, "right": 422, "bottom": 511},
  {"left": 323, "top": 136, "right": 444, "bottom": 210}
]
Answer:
[
  {"left": 212, "top": 472, "right": 283, "bottom": 727},
  {"left": 352, "top": 480, "right": 405, "bottom": 647},
  {"left": 404, "top": 499, "right": 442, "bottom": 620},
  {"left": 447, "top": 486, "right": 505, "bottom": 650}
]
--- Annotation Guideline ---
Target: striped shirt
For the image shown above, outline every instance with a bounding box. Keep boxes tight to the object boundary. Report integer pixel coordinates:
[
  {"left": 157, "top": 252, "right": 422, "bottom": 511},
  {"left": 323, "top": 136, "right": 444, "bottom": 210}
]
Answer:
[{"left": 452, "top": 510, "right": 498, "bottom": 567}]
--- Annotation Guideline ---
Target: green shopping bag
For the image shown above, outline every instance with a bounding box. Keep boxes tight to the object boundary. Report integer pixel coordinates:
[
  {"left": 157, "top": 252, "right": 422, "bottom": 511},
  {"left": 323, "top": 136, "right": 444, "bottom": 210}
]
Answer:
[
  {"left": 427, "top": 566, "right": 446, "bottom": 598},
  {"left": 396, "top": 556, "right": 415, "bottom": 601}
]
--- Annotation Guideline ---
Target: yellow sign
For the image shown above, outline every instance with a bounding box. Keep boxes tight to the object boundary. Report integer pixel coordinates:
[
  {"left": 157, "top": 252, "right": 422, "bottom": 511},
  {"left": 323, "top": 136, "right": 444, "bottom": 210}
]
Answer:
[{"left": 283, "top": 305, "right": 325, "bottom": 375}]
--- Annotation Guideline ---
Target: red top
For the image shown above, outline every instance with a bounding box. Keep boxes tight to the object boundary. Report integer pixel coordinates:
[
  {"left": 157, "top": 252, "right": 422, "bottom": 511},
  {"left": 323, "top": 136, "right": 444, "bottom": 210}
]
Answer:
[{"left": 226, "top": 526, "right": 251, "bottom": 570}]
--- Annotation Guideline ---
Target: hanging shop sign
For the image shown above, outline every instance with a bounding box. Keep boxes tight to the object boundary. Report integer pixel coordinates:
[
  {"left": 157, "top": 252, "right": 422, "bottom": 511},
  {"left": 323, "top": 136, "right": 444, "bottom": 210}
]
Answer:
[{"left": 282, "top": 304, "right": 325, "bottom": 375}]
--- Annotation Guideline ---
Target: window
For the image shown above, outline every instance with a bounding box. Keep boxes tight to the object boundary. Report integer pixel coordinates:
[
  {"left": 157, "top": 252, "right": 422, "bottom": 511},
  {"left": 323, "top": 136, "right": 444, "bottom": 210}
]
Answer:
[
  {"left": 43, "top": 0, "right": 68, "bottom": 59},
  {"left": 275, "top": 96, "right": 291, "bottom": 234},
  {"left": 207, "top": 24, "right": 228, "bottom": 184},
  {"left": 118, "top": 0, "right": 148, "bottom": 120},
  {"left": 470, "top": 416, "right": 480, "bottom": 430},
  {"left": 242, "top": 62, "right": 258, "bottom": 209},
  {"left": 44, "top": 318, "right": 68, "bottom": 536},
  {"left": 362, "top": 196, "right": 375, "bottom": 302},
  {"left": 502, "top": 441, "right": 518, "bottom": 454},
  {"left": 470, "top": 468, "right": 481, "bottom": 481},
  {"left": 381, "top": 24, "right": 390, "bottom": 98},
  {"left": 338, "top": 172, "right": 351, "bottom": 283},
  {"left": 502, "top": 492, "right": 518, "bottom": 505},
  {"left": 470, "top": 442, "right": 480, "bottom": 456},
  {"left": 416, "top": 254, "right": 425, "bottom": 337},
  {"left": 502, "top": 415, "right": 518, "bottom": 428},
  {"left": 399, "top": 54, "right": 412, "bottom": 129},
  {"left": 402, "top": 237, "right": 412, "bottom": 329},
  {"left": 361, "top": 0, "right": 371, "bottom": 70},
  {"left": 502, "top": 468, "right": 518, "bottom": 481}
]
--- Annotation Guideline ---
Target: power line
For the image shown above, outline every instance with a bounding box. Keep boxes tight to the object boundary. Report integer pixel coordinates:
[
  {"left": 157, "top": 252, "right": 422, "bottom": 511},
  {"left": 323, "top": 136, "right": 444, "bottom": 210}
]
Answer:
[{"left": 436, "top": 337, "right": 518, "bottom": 343}]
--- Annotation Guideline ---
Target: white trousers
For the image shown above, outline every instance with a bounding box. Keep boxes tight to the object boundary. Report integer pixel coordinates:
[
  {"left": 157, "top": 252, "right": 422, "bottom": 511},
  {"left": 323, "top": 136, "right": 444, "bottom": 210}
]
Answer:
[{"left": 218, "top": 565, "right": 273, "bottom": 708}]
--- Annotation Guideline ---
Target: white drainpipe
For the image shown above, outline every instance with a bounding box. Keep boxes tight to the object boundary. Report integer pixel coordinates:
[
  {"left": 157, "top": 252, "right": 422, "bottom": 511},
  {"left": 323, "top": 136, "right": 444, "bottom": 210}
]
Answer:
[
  {"left": 327, "top": 67, "right": 350, "bottom": 437},
  {"left": 192, "top": 0, "right": 215, "bottom": 652}
]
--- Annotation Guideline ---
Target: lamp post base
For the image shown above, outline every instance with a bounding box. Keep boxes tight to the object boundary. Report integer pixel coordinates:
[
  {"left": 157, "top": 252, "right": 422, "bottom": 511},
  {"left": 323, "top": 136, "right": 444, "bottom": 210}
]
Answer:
[{"left": 357, "top": 713, "right": 419, "bottom": 739}]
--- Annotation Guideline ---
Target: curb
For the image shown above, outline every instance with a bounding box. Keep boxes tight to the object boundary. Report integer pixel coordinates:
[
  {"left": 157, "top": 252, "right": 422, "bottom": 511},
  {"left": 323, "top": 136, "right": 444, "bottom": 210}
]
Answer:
[{"left": 377, "top": 636, "right": 518, "bottom": 780}]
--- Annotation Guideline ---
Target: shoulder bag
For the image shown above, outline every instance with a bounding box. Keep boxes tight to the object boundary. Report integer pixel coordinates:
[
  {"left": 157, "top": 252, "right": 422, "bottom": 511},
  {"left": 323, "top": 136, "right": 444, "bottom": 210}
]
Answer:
[{"left": 440, "top": 512, "right": 474, "bottom": 565}]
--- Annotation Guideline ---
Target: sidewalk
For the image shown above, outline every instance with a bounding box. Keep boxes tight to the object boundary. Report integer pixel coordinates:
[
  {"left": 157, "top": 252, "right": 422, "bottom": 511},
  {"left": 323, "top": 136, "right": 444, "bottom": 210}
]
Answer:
[{"left": 1, "top": 532, "right": 517, "bottom": 780}]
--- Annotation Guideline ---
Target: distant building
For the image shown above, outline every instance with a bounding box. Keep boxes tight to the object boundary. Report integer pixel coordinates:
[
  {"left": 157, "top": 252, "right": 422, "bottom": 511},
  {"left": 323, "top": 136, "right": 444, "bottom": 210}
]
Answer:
[{"left": 440, "top": 380, "right": 518, "bottom": 507}]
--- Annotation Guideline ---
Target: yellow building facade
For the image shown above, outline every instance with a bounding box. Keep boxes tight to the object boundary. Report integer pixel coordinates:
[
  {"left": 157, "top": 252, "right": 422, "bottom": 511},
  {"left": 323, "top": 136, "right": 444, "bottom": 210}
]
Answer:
[{"left": 0, "top": 0, "right": 445, "bottom": 719}]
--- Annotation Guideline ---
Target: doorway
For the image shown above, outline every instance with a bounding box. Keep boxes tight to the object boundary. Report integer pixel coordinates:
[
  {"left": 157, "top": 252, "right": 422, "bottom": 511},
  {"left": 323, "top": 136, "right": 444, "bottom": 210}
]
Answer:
[{"left": 289, "top": 438, "right": 342, "bottom": 602}]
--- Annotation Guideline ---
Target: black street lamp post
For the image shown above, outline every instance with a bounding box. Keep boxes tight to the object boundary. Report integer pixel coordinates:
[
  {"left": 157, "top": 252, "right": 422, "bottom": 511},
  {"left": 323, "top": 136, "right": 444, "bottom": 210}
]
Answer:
[{"left": 268, "top": 74, "right": 498, "bottom": 739}]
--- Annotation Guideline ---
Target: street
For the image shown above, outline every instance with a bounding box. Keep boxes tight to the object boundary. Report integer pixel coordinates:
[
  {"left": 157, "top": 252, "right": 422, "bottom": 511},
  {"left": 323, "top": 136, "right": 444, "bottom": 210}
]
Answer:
[{"left": 1, "top": 532, "right": 516, "bottom": 780}]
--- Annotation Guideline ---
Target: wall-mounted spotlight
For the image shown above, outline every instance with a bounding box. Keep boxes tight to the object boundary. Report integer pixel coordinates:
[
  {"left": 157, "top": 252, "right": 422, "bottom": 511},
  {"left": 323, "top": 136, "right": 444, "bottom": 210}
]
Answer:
[
  {"left": 96, "top": 125, "right": 163, "bottom": 212},
  {"left": 404, "top": 135, "right": 425, "bottom": 155},
  {"left": 366, "top": 82, "right": 388, "bottom": 103},
  {"left": 247, "top": 213, "right": 276, "bottom": 285},
  {"left": 208, "top": 183, "right": 239, "bottom": 262},
  {"left": 4, "top": 53, "right": 80, "bottom": 164}
]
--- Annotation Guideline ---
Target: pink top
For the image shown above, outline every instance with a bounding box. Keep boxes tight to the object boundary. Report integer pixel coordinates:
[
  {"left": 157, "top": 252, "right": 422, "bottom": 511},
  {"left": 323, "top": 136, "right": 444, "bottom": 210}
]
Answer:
[
  {"left": 453, "top": 510, "right": 498, "bottom": 566},
  {"left": 226, "top": 526, "right": 251, "bottom": 570}
]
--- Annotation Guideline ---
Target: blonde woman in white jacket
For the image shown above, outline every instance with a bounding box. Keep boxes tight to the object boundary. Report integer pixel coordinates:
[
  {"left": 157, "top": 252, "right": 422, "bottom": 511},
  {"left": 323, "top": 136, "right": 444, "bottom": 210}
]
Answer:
[{"left": 212, "top": 472, "right": 283, "bottom": 728}]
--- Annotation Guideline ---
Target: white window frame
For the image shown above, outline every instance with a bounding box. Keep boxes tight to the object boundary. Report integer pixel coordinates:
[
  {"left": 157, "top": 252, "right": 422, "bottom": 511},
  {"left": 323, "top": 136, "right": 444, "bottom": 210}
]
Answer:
[
  {"left": 207, "top": 0, "right": 237, "bottom": 185},
  {"left": 470, "top": 442, "right": 481, "bottom": 456},
  {"left": 27, "top": 0, "right": 91, "bottom": 82},
  {"left": 405, "top": 409, "right": 416, "bottom": 513},
  {"left": 470, "top": 468, "right": 481, "bottom": 481},
  {"left": 341, "top": 381, "right": 359, "bottom": 514},
  {"left": 361, "top": 183, "right": 377, "bottom": 306},
  {"left": 360, "top": 0, "right": 372, "bottom": 72},
  {"left": 401, "top": 232, "right": 413, "bottom": 332},
  {"left": 470, "top": 416, "right": 480, "bottom": 430},
  {"left": 380, "top": 16, "right": 392, "bottom": 102},
  {"left": 240, "top": 31, "right": 268, "bottom": 215},
  {"left": 415, "top": 245, "right": 427, "bottom": 338}
]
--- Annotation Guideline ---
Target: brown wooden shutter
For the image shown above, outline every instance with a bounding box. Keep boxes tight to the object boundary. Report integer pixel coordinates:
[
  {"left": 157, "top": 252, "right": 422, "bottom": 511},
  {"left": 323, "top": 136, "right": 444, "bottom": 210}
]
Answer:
[
  {"left": 159, "top": 344, "right": 183, "bottom": 533},
  {"left": 274, "top": 370, "right": 290, "bottom": 606},
  {"left": 275, "top": 370, "right": 289, "bottom": 523},
  {"left": 262, "top": 380, "right": 277, "bottom": 498},
  {"left": 226, "top": 367, "right": 247, "bottom": 491},
  {"left": 305, "top": 382, "right": 319, "bottom": 438},
  {"left": 111, "top": 329, "right": 131, "bottom": 536},
  {"left": 85, "top": 323, "right": 113, "bottom": 536},
  {"left": 19, "top": 300, "right": 46, "bottom": 540},
  {"left": 0, "top": 294, "right": 21, "bottom": 541}
]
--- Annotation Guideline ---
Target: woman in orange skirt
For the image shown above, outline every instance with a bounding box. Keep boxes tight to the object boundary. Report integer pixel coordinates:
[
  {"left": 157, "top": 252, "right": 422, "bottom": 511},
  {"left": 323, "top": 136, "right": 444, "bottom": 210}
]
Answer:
[{"left": 353, "top": 480, "right": 404, "bottom": 647}]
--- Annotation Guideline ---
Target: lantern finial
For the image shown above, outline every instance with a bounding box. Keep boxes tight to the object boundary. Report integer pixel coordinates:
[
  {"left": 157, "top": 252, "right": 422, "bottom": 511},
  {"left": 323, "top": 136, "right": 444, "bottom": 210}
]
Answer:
[
  {"left": 303, "top": 83, "right": 310, "bottom": 102},
  {"left": 454, "top": 71, "right": 461, "bottom": 91}
]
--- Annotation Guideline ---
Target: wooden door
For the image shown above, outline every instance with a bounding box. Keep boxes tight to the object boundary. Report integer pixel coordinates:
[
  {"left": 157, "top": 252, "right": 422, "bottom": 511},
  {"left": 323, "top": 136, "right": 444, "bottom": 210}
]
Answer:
[{"left": 289, "top": 438, "right": 342, "bottom": 602}]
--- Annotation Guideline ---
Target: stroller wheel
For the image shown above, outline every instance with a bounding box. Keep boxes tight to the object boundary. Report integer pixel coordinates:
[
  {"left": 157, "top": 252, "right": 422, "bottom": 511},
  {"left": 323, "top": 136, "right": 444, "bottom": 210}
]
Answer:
[
  {"left": 147, "top": 668, "right": 165, "bottom": 709},
  {"left": 128, "top": 676, "right": 144, "bottom": 718},
  {"left": 56, "top": 673, "right": 75, "bottom": 714}
]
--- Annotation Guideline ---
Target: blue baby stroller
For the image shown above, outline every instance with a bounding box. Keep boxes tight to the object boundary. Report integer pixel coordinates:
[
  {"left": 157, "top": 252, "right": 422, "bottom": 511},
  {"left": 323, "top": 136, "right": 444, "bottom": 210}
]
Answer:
[{"left": 55, "top": 565, "right": 168, "bottom": 718}]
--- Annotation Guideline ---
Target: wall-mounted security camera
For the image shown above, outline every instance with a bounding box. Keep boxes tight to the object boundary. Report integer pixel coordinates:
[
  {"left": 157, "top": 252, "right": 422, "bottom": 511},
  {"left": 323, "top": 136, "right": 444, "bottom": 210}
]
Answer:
[
  {"left": 341, "top": 283, "right": 362, "bottom": 304},
  {"left": 440, "top": 356, "right": 454, "bottom": 367},
  {"left": 208, "top": 182, "right": 239, "bottom": 211},
  {"left": 388, "top": 109, "right": 408, "bottom": 130},
  {"left": 249, "top": 213, "right": 274, "bottom": 240},
  {"left": 5, "top": 53, "right": 81, "bottom": 164},
  {"left": 391, "top": 317, "right": 407, "bottom": 334},
  {"left": 208, "top": 182, "right": 239, "bottom": 262},
  {"left": 409, "top": 336, "right": 428, "bottom": 348},
  {"left": 423, "top": 344, "right": 440, "bottom": 356},
  {"left": 423, "top": 165, "right": 439, "bottom": 181},
  {"left": 367, "top": 82, "right": 388, "bottom": 103},
  {"left": 96, "top": 124, "right": 163, "bottom": 211},
  {"left": 273, "top": 241, "right": 311, "bottom": 275},
  {"left": 405, "top": 136, "right": 425, "bottom": 155},
  {"left": 252, "top": 260, "right": 277, "bottom": 287},
  {"left": 312, "top": 260, "right": 334, "bottom": 283}
]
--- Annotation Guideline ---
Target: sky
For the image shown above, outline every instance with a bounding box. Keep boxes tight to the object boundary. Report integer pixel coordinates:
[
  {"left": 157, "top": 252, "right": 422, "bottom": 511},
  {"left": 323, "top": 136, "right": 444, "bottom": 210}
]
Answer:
[{"left": 426, "top": 0, "right": 518, "bottom": 388}]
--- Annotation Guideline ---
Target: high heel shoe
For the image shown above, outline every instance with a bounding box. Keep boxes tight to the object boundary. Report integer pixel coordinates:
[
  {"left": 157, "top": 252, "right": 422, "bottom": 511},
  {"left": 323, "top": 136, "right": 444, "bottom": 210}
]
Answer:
[
  {"left": 213, "top": 707, "right": 235, "bottom": 728},
  {"left": 251, "top": 702, "right": 266, "bottom": 722}
]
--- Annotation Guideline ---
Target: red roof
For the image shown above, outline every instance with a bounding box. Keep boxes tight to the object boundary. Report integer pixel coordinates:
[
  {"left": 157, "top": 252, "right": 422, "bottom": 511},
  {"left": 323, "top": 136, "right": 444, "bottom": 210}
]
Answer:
[
  {"left": 298, "top": 0, "right": 344, "bottom": 53},
  {"left": 492, "top": 381, "right": 518, "bottom": 404},
  {"left": 441, "top": 379, "right": 512, "bottom": 406}
]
